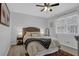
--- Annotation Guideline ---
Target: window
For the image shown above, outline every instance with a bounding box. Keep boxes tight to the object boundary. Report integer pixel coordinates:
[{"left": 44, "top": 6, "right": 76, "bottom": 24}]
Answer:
[{"left": 55, "top": 14, "right": 78, "bottom": 34}]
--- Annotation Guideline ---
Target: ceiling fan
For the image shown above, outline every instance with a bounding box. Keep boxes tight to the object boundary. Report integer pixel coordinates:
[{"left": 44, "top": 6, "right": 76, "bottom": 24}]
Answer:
[{"left": 36, "top": 3, "right": 59, "bottom": 12}]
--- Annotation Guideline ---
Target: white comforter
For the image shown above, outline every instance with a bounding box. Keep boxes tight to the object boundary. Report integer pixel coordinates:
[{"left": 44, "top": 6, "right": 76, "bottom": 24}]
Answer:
[{"left": 24, "top": 37, "right": 60, "bottom": 56}]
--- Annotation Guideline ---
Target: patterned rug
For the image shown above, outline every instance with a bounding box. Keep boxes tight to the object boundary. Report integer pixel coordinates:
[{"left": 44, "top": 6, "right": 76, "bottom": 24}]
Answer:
[{"left": 44, "top": 49, "right": 73, "bottom": 56}]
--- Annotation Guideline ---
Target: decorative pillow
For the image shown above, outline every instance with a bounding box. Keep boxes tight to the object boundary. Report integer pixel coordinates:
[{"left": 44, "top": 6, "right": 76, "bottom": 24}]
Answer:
[{"left": 31, "top": 32, "right": 41, "bottom": 37}]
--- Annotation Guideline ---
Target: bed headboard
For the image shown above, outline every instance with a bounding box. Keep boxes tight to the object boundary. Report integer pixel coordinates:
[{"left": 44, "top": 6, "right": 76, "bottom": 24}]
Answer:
[{"left": 22, "top": 27, "right": 40, "bottom": 37}]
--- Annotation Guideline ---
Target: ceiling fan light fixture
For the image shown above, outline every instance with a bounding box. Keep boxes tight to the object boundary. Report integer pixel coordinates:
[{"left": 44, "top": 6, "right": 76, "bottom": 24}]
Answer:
[
  {"left": 44, "top": 6, "right": 48, "bottom": 11},
  {"left": 50, "top": 9, "right": 52, "bottom": 11},
  {"left": 44, "top": 7, "right": 51, "bottom": 12},
  {"left": 36, "top": 3, "right": 59, "bottom": 12},
  {"left": 47, "top": 7, "right": 51, "bottom": 11}
]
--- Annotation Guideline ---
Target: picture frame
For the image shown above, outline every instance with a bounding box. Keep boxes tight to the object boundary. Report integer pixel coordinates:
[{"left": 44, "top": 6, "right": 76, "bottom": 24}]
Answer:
[{"left": 0, "top": 3, "right": 10, "bottom": 27}]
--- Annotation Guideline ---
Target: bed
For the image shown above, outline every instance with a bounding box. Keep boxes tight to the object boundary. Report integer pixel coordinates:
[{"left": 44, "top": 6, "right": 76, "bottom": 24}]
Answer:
[{"left": 23, "top": 27, "right": 60, "bottom": 56}]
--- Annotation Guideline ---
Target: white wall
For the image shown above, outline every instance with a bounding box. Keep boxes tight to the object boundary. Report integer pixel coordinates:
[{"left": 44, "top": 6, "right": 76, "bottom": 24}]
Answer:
[
  {"left": 10, "top": 12, "right": 47, "bottom": 44},
  {"left": 47, "top": 19, "right": 57, "bottom": 38},
  {"left": 47, "top": 10, "right": 78, "bottom": 49},
  {"left": 0, "top": 25, "right": 11, "bottom": 55}
]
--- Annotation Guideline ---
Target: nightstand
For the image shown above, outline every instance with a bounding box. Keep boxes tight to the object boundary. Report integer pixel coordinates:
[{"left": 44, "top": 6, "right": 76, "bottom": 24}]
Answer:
[{"left": 17, "top": 37, "right": 23, "bottom": 45}]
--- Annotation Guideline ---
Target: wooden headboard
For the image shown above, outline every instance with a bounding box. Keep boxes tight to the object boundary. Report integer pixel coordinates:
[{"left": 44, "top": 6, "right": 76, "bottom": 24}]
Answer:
[{"left": 22, "top": 27, "right": 40, "bottom": 37}]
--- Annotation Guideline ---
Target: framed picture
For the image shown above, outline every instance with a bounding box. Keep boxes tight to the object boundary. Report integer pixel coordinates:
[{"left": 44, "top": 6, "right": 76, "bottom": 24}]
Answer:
[{"left": 0, "top": 3, "right": 10, "bottom": 26}]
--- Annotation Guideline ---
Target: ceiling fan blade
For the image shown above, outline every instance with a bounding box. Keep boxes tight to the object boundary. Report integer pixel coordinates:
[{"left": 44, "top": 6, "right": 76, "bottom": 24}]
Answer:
[
  {"left": 50, "top": 3, "right": 59, "bottom": 7},
  {"left": 36, "top": 5, "right": 44, "bottom": 7},
  {"left": 41, "top": 8, "right": 45, "bottom": 12}
]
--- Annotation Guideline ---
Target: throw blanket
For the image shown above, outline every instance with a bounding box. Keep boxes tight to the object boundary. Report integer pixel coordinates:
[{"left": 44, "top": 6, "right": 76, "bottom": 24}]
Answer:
[{"left": 25, "top": 38, "right": 51, "bottom": 50}]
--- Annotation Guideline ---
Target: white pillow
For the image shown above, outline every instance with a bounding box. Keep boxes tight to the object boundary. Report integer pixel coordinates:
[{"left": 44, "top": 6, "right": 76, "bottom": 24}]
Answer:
[{"left": 31, "top": 32, "right": 41, "bottom": 37}]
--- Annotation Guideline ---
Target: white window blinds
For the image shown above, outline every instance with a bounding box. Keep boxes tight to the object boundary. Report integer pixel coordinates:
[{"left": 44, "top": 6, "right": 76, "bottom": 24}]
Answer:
[{"left": 55, "top": 14, "right": 78, "bottom": 34}]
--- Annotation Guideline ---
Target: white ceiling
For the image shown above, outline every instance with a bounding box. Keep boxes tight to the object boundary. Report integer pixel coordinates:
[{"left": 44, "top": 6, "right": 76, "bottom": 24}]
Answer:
[{"left": 7, "top": 3, "right": 79, "bottom": 18}]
